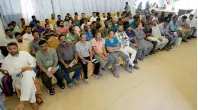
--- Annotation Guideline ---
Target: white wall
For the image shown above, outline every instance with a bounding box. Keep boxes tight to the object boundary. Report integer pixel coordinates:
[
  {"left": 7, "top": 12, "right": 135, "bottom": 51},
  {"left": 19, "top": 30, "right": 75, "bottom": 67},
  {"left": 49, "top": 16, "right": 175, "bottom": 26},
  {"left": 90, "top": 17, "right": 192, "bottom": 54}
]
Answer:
[{"left": 0, "top": 18, "right": 7, "bottom": 46}]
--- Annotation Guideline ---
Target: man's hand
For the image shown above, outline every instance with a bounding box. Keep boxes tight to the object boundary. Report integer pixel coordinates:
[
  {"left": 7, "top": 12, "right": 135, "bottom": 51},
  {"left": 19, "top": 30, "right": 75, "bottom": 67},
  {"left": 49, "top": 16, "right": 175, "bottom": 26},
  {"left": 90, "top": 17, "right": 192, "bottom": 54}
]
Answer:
[
  {"left": 46, "top": 71, "right": 54, "bottom": 78},
  {"left": 85, "top": 60, "right": 90, "bottom": 63},
  {"left": 64, "top": 64, "right": 69, "bottom": 69},
  {"left": 51, "top": 67, "right": 56, "bottom": 74},
  {"left": 21, "top": 67, "right": 32, "bottom": 73},
  {"left": 101, "top": 55, "right": 108, "bottom": 63}
]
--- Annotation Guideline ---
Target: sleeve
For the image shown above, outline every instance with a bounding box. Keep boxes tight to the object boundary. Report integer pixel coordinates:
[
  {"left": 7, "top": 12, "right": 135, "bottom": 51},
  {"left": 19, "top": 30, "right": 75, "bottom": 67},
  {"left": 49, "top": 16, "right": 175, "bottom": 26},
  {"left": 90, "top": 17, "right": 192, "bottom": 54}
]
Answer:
[
  {"left": 25, "top": 52, "right": 36, "bottom": 68},
  {"left": 1, "top": 59, "right": 21, "bottom": 76},
  {"left": 36, "top": 53, "right": 42, "bottom": 66},
  {"left": 56, "top": 49, "right": 64, "bottom": 61},
  {"left": 105, "top": 39, "right": 109, "bottom": 47},
  {"left": 115, "top": 37, "right": 119, "bottom": 45},
  {"left": 52, "top": 49, "right": 58, "bottom": 61},
  {"left": 29, "top": 42, "right": 36, "bottom": 56},
  {"left": 75, "top": 43, "right": 80, "bottom": 52},
  {"left": 88, "top": 42, "right": 92, "bottom": 51},
  {"left": 91, "top": 39, "right": 96, "bottom": 47}
]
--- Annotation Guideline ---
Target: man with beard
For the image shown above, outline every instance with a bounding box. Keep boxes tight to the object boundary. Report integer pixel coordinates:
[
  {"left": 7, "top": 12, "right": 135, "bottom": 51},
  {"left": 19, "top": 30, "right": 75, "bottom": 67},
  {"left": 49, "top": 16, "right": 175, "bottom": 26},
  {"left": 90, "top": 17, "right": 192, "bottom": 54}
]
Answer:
[
  {"left": 56, "top": 20, "right": 68, "bottom": 36},
  {"left": 1, "top": 42, "right": 38, "bottom": 110},
  {"left": 56, "top": 35, "right": 81, "bottom": 88},
  {"left": 15, "top": 32, "right": 30, "bottom": 52},
  {"left": 22, "top": 26, "right": 34, "bottom": 41},
  {"left": 42, "top": 24, "right": 57, "bottom": 40}
]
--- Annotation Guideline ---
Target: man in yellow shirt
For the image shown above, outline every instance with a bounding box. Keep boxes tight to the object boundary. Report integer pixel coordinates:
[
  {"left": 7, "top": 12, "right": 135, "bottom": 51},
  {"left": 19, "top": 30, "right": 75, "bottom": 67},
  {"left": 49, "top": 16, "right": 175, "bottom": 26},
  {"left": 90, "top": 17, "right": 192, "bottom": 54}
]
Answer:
[{"left": 49, "top": 13, "right": 56, "bottom": 27}]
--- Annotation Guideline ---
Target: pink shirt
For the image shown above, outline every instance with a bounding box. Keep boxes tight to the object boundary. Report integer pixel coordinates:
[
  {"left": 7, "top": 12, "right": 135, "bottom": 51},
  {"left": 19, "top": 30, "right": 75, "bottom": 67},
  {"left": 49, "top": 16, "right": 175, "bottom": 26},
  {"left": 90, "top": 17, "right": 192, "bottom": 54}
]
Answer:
[
  {"left": 91, "top": 38, "right": 105, "bottom": 54},
  {"left": 56, "top": 27, "right": 68, "bottom": 35}
]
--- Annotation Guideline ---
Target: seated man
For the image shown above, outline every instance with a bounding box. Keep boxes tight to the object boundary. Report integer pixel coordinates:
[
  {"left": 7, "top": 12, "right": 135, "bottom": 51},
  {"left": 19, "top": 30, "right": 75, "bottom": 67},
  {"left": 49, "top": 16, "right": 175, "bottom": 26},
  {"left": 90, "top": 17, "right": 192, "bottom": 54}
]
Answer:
[
  {"left": 30, "top": 15, "right": 37, "bottom": 28},
  {"left": 169, "top": 15, "right": 180, "bottom": 44},
  {"left": 187, "top": 14, "right": 197, "bottom": 38},
  {"left": 22, "top": 26, "right": 34, "bottom": 41},
  {"left": 149, "top": 20, "right": 169, "bottom": 51},
  {"left": 177, "top": 16, "right": 192, "bottom": 42},
  {"left": 91, "top": 31, "right": 114, "bottom": 76},
  {"left": 45, "top": 19, "right": 54, "bottom": 30},
  {"left": 5, "top": 29, "right": 17, "bottom": 43},
  {"left": 109, "top": 19, "right": 118, "bottom": 33},
  {"left": 1, "top": 42, "right": 38, "bottom": 110},
  {"left": 76, "top": 34, "right": 100, "bottom": 82},
  {"left": 30, "top": 31, "right": 44, "bottom": 56},
  {"left": 56, "top": 35, "right": 81, "bottom": 87},
  {"left": 66, "top": 26, "right": 79, "bottom": 43},
  {"left": 42, "top": 24, "right": 57, "bottom": 40},
  {"left": 15, "top": 32, "right": 30, "bottom": 52},
  {"left": 159, "top": 20, "right": 177, "bottom": 49},
  {"left": 20, "top": 18, "right": 28, "bottom": 33},
  {"left": 134, "top": 22, "right": 154, "bottom": 60},
  {"left": 33, "top": 20, "right": 45, "bottom": 34},
  {"left": 81, "top": 18, "right": 91, "bottom": 30},
  {"left": 105, "top": 30, "right": 132, "bottom": 78},
  {"left": 115, "top": 24, "right": 139, "bottom": 69},
  {"left": 56, "top": 20, "right": 68, "bottom": 36},
  {"left": 83, "top": 25, "right": 93, "bottom": 41},
  {"left": 99, "top": 20, "right": 110, "bottom": 38},
  {"left": 36, "top": 40, "right": 65, "bottom": 95}
]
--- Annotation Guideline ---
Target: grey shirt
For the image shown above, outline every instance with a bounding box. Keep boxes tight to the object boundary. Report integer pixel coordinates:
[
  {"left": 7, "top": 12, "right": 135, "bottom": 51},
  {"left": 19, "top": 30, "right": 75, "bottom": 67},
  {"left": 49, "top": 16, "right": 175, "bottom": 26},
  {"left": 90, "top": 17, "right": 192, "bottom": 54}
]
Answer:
[
  {"left": 75, "top": 41, "right": 91, "bottom": 57},
  {"left": 56, "top": 42, "right": 76, "bottom": 62},
  {"left": 36, "top": 48, "right": 58, "bottom": 69},
  {"left": 30, "top": 38, "right": 44, "bottom": 56}
]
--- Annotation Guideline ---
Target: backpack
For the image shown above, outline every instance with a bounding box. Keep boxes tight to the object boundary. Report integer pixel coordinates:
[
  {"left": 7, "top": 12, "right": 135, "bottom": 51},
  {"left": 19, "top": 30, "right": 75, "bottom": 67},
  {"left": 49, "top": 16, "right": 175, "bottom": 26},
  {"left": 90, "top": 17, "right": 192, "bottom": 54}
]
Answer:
[{"left": 2, "top": 75, "right": 14, "bottom": 96}]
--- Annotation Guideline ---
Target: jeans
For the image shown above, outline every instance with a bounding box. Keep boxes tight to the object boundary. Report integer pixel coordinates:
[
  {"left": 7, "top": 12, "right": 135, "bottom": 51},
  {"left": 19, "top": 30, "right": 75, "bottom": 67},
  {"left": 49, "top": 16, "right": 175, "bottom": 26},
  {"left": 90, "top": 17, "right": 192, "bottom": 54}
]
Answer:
[
  {"left": 94, "top": 53, "right": 114, "bottom": 68},
  {"left": 64, "top": 68, "right": 81, "bottom": 84}
]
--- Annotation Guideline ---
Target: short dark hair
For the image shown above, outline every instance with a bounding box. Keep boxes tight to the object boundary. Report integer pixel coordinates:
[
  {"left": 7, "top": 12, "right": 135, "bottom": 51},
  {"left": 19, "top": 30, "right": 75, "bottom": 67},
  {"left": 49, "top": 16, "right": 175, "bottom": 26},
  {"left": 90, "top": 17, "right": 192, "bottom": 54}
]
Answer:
[
  {"left": 45, "top": 19, "right": 49, "bottom": 22},
  {"left": 92, "top": 21, "right": 97, "bottom": 24},
  {"left": 182, "top": 16, "right": 187, "bottom": 19},
  {"left": 25, "top": 26, "right": 31, "bottom": 29},
  {"left": 14, "top": 32, "right": 21, "bottom": 37},
  {"left": 38, "top": 40, "right": 47, "bottom": 46},
  {"left": 190, "top": 14, "right": 194, "bottom": 17},
  {"left": 8, "top": 23, "right": 13, "bottom": 27},
  {"left": 58, "top": 35, "right": 65, "bottom": 40},
  {"left": 11, "top": 21, "right": 16, "bottom": 24},
  {"left": 96, "top": 18, "right": 100, "bottom": 21},
  {"left": 117, "top": 24, "right": 123, "bottom": 28},
  {"left": 81, "top": 13, "right": 85, "bottom": 15},
  {"left": 32, "top": 15, "right": 36, "bottom": 18},
  {"left": 80, "top": 33, "right": 85, "bottom": 37},
  {"left": 74, "top": 12, "right": 78, "bottom": 15},
  {"left": 173, "top": 15, "right": 178, "bottom": 19},
  {"left": 7, "top": 42, "right": 18, "bottom": 47},
  {"left": 32, "top": 30, "right": 39, "bottom": 35},
  {"left": 36, "top": 20, "right": 40, "bottom": 24},
  {"left": 5, "top": 29, "right": 11, "bottom": 33},
  {"left": 58, "top": 15, "right": 61, "bottom": 17},
  {"left": 20, "top": 18, "right": 24, "bottom": 21}
]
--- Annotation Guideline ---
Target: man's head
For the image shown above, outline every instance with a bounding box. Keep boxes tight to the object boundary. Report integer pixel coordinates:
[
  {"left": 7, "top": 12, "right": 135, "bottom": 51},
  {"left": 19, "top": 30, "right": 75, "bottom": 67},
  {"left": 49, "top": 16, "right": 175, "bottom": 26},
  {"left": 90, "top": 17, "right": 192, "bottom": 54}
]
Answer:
[
  {"left": 11, "top": 21, "right": 16, "bottom": 27},
  {"left": 45, "top": 24, "right": 51, "bottom": 30},
  {"left": 173, "top": 15, "right": 178, "bottom": 22},
  {"left": 104, "top": 20, "right": 109, "bottom": 27},
  {"left": 59, "top": 20, "right": 64, "bottom": 27},
  {"left": 95, "top": 31, "right": 102, "bottom": 40},
  {"left": 64, "top": 16, "right": 70, "bottom": 21},
  {"left": 74, "top": 12, "right": 78, "bottom": 16},
  {"left": 161, "top": 11, "right": 165, "bottom": 17},
  {"left": 81, "top": 13, "right": 85, "bottom": 18},
  {"left": 20, "top": 18, "right": 25, "bottom": 24},
  {"left": 92, "top": 21, "right": 97, "bottom": 28},
  {"left": 57, "top": 15, "right": 61, "bottom": 20},
  {"left": 38, "top": 40, "right": 48, "bottom": 52},
  {"left": 32, "top": 30, "right": 39, "bottom": 40},
  {"left": 93, "top": 12, "right": 96, "bottom": 17},
  {"left": 118, "top": 24, "right": 123, "bottom": 32},
  {"left": 126, "top": 25, "right": 132, "bottom": 32},
  {"left": 107, "top": 12, "right": 111, "bottom": 17},
  {"left": 84, "top": 25, "right": 89, "bottom": 32},
  {"left": 168, "top": 13, "right": 173, "bottom": 18},
  {"left": 182, "top": 16, "right": 187, "bottom": 22},
  {"left": 58, "top": 35, "right": 66, "bottom": 44},
  {"left": 5, "top": 29, "right": 13, "bottom": 38},
  {"left": 189, "top": 14, "right": 194, "bottom": 20},
  {"left": 32, "top": 15, "right": 36, "bottom": 21},
  {"left": 15, "top": 32, "right": 23, "bottom": 43},
  {"left": 126, "top": 2, "right": 128, "bottom": 5},
  {"left": 69, "top": 26, "right": 75, "bottom": 34},
  {"left": 51, "top": 13, "right": 55, "bottom": 19},
  {"left": 36, "top": 20, "right": 41, "bottom": 27},
  {"left": 26, "top": 26, "right": 32, "bottom": 34},
  {"left": 154, "top": 12, "right": 159, "bottom": 17},
  {"left": 83, "top": 18, "right": 88, "bottom": 24},
  {"left": 109, "top": 30, "right": 115, "bottom": 38},
  {"left": 80, "top": 33, "right": 86, "bottom": 42},
  {"left": 117, "top": 12, "right": 120, "bottom": 16},
  {"left": 152, "top": 20, "right": 157, "bottom": 26},
  {"left": 71, "top": 21, "right": 76, "bottom": 27},
  {"left": 8, "top": 23, "right": 14, "bottom": 30},
  {"left": 7, "top": 42, "right": 19, "bottom": 56},
  {"left": 45, "top": 19, "right": 50, "bottom": 24},
  {"left": 102, "top": 13, "right": 106, "bottom": 18},
  {"left": 163, "top": 20, "right": 169, "bottom": 27},
  {"left": 96, "top": 12, "right": 100, "bottom": 17}
]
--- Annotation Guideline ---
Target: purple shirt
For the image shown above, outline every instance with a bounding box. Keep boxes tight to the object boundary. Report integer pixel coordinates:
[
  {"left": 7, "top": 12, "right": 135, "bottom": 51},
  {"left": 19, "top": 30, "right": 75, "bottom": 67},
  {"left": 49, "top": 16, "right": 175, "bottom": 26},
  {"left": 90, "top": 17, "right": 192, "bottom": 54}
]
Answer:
[{"left": 34, "top": 26, "right": 45, "bottom": 34}]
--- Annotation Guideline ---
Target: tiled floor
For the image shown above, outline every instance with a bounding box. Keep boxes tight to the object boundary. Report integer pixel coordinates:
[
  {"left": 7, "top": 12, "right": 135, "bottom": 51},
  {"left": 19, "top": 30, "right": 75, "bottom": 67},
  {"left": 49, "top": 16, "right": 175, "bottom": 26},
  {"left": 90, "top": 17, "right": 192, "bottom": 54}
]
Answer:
[{"left": 5, "top": 39, "right": 197, "bottom": 110}]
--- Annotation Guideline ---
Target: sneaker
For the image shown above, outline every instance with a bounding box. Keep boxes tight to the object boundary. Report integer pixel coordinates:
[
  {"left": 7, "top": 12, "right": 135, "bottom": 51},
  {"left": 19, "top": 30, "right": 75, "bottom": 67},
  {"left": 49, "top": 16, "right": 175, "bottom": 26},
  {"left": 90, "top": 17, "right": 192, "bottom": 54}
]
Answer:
[
  {"left": 68, "top": 83, "right": 73, "bottom": 89},
  {"left": 73, "top": 79, "right": 79, "bottom": 86},
  {"left": 114, "top": 72, "right": 120, "bottom": 78},
  {"left": 126, "top": 68, "right": 132, "bottom": 73},
  {"left": 59, "top": 83, "right": 65, "bottom": 89},
  {"left": 84, "top": 79, "right": 89, "bottom": 83},
  {"left": 93, "top": 74, "right": 99, "bottom": 79},
  {"left": 133, "top": 60, "right": 138, "bottom": 64},
  {"left": 133, "top": 65, "right": 139, "bottom": 70}
]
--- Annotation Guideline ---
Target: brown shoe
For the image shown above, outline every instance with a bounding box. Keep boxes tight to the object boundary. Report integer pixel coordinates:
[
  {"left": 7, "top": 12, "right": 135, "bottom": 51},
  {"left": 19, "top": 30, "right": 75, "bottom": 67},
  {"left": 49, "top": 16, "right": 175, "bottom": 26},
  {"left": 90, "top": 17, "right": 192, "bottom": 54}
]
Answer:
[
  {"left": 30, "top": 103, "right": 39, "bottom": 110},
  {"left": 133, "top": 65, "right": 139, "bottom": 70}
]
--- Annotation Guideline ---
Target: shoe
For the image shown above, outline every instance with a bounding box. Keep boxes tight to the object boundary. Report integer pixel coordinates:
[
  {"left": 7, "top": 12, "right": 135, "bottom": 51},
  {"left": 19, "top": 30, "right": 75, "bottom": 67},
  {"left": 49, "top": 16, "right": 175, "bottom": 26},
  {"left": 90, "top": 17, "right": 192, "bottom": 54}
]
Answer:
[
  {"left": 73, "top": 79, "right": 80, "bottom": 86},
  {"left": 133, "top": 65, "right": 139, "bottom": 70},
  {"left": 164, "top": 47, "right": 170, "bottom": 51},
  {"left": 68, "top": 83, "right": 73, "bottom": 89},
  {"left": 182, "top": 39, "right": 188, "bottom": 42},
  {"left": 126, "top": 68, "right": 132, "bottom": 73},
  {"left": 30, "top": 103, "right": 38, "bottom": 110},
  {"left": 84, "top": 79, "right": 89, "bottom": 83},
  {"left": 49, "top": 88, "right": 55, "bottom": 95},
  {"left": 59, "top": 83, "right": 65, "bottom": 89},
  {"left": 133, "top": 60, "right": 138, "bottom": 64},
  {"left": 114, "top": 72, "right": 120, "bottom": 78},
  {"left": 93, "top": 74, "right": 99, "bottom": 79}
]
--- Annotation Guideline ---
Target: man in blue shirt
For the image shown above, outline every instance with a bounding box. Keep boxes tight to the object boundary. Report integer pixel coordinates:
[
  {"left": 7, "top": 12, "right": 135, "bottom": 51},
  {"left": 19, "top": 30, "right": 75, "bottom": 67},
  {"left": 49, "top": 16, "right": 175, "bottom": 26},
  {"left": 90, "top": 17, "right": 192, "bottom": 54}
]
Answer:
[
  {"left": 30, "top": 15, "right": 37, "bottom": 28},
  {"left": 33, "top": 21, "right": 45, "bottom": 34},
  {"left": 83, "top": 25, "right": 93, "bottom": 41},
  {"left": 105, "top": 30, "right": 132, "bottom": 78},
  {"left": 169, "top": 16, "right": 180, "bottom": 42}
]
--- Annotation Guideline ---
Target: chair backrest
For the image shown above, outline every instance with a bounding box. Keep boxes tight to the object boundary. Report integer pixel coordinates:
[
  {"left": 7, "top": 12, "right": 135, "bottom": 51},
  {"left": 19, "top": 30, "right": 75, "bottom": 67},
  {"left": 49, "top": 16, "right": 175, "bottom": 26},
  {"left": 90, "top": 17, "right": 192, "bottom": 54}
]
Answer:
[{"left": 47, "top": 37, "right": 60, "bottom": 49}]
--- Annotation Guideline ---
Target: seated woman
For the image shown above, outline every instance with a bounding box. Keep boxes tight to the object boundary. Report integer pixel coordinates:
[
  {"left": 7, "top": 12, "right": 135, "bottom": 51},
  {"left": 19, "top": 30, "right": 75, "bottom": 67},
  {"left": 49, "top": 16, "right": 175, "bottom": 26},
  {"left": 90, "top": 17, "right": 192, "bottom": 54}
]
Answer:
[
  {"left": 105, "top": 30, "right": 132, "bottom": 78},
  {"left": 76, "top": 33, "right": 100, "bottom": 83},
  {"left": 133, "top": 22, "right": 154, "bottom": 60}
]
